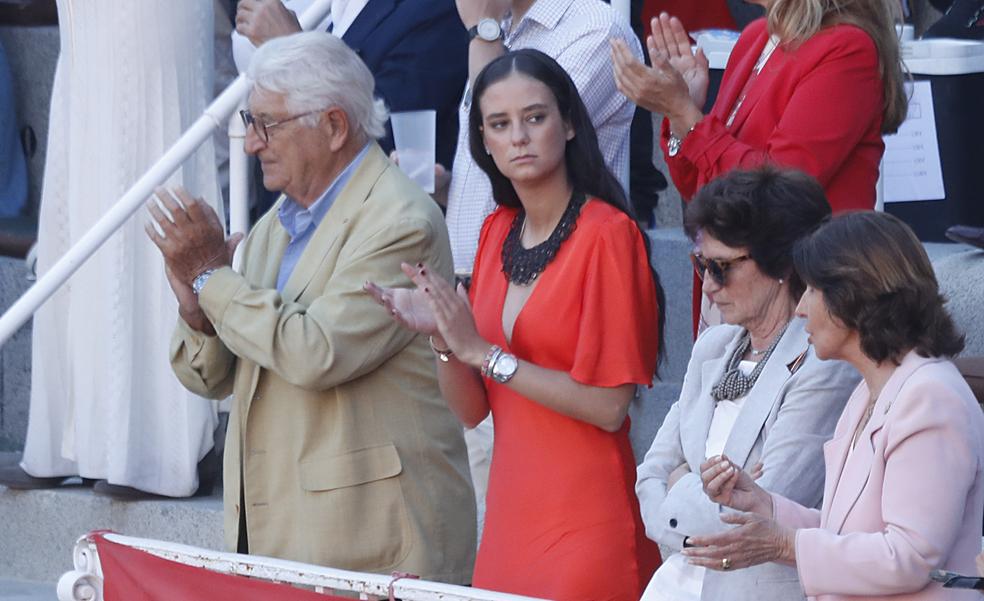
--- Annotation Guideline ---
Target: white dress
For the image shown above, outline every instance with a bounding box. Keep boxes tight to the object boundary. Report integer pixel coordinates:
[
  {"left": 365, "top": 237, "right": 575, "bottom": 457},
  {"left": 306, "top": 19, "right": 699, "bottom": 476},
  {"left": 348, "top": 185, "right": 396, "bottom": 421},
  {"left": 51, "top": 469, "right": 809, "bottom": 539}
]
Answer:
[{"left": 21, "top": 0, "right": 220, "bottom": 497}]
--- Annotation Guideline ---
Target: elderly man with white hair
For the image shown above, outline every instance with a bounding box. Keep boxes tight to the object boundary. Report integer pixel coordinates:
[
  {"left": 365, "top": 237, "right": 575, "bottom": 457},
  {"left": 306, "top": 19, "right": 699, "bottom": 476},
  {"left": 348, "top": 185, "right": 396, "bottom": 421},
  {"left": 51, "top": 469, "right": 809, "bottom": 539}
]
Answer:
[{"left": 147, "top": 32, "right": 476, "bottom": 581}]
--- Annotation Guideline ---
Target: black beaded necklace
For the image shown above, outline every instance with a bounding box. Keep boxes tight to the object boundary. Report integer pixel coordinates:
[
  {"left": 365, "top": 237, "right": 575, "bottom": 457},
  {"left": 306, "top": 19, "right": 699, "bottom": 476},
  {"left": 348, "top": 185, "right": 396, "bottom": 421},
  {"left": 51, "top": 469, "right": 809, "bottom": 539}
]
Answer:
[{"left": 501, "top": 190, "right": 586, "bottom": 285}]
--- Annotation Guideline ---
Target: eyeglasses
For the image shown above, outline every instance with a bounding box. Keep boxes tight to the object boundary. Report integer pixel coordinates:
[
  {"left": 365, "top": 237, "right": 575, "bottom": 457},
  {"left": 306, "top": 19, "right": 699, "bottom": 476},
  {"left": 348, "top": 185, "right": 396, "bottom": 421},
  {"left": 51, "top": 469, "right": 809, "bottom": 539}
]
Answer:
[
  {"left": 691, "top": 252, "right": 751, "bottom": 286},
  {"left": 239, "top": 108, "right": 325, "bottom": 143}
]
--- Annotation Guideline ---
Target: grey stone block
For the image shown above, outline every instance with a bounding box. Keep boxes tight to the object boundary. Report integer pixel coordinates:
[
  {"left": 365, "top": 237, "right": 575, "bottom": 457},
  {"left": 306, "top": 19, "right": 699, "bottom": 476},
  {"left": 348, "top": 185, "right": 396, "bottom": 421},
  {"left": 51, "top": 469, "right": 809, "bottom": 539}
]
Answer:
[
  {"left": 0, "top": 483, "right": 223, "bottom": 582},
  {"left": 648, "top": 227, "right": 695, "bottom": 385},
  {"left": 627, "top": 228, "right": 693, "bottom": 462},
  {"left": 0, "top": 579, "right": 55, "bottom": 601},
  {"left": 933, "top": 247, "right": 984, "bottom": 357},
  {"left": 0, "top": 25, "right": 59, "bottom": 217},
  {"left": 0, "top": 255, "right": 32, "bottom": 451},
  {"left": 630, "top": 381, "right": 682, "bottom": 463}
]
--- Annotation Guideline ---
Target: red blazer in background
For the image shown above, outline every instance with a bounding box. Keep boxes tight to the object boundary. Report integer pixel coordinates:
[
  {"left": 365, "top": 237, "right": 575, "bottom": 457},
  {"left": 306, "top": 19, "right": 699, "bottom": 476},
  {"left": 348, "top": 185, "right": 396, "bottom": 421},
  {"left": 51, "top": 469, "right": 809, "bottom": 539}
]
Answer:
[
  {"left": 641, "top": 0, "right": 737, "bottom": 37},
  {"left": 663, "top": 18, "right": 885, "bottom": 213}
]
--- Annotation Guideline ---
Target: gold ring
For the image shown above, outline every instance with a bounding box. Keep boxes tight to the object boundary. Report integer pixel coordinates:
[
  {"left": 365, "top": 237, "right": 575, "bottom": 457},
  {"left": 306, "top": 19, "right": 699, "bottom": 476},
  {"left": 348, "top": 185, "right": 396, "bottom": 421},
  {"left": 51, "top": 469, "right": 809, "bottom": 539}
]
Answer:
[{"left": 721, "top": 557, "right": 732, "bottom": 570}]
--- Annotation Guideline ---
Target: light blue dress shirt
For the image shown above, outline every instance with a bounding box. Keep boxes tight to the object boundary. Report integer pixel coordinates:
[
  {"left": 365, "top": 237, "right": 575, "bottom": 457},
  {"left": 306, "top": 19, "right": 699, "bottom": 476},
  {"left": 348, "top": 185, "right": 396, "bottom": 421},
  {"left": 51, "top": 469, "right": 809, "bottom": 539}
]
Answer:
[{"left": 275, "top": 143, "right": 370, "bottom": 292}]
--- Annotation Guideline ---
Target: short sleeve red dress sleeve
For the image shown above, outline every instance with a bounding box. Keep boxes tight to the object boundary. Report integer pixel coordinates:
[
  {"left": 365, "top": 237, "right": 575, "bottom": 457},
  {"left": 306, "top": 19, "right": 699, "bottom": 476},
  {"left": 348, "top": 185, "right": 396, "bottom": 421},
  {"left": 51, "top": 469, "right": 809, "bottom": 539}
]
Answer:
[{"left": 469, "top": 199, "right": 662, "bottom": 601}]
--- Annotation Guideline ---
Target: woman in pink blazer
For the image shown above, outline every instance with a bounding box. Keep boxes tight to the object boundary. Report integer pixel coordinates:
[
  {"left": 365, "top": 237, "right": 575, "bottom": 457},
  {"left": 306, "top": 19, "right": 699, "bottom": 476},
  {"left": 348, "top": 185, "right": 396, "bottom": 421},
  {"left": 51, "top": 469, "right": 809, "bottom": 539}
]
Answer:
[{"left": 683, "top": 212, "right": 984, "bottom": 600}]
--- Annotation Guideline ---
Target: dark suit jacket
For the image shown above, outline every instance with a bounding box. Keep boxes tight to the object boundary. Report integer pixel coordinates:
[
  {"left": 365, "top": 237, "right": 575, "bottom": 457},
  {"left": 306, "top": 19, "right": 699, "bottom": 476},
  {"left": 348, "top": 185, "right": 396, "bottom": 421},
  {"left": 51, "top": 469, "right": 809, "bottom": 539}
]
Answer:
[{"left": 343, "top": 0, "right": 469, "bottom": 167}]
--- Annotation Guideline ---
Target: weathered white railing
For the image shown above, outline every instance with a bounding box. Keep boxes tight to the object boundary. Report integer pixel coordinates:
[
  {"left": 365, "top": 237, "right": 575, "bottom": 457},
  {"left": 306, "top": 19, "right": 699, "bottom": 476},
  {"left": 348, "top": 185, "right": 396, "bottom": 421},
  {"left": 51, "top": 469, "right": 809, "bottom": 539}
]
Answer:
[
  {"left": 57, "top": 532, "right": 546, "bottom": 601},
  {"left": 0, "top": 0, "right": 333, "bottom": 347},
  {"left": 228, "top": 97, "right": 250, "bottom": 271}
]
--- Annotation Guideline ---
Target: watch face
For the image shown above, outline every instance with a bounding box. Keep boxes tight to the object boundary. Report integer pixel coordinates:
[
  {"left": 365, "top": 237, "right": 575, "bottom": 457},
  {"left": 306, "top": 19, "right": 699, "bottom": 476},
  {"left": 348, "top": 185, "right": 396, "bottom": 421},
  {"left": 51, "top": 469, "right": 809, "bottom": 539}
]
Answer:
[
  {"left": 667, "top": 136, "right": 682, "bottom": 157},
  {"left": 494, "top": 353, "right": 518, "bottom": 379},
  {"left": 477, "top": 18, "right": 501, "bottom": 41}
]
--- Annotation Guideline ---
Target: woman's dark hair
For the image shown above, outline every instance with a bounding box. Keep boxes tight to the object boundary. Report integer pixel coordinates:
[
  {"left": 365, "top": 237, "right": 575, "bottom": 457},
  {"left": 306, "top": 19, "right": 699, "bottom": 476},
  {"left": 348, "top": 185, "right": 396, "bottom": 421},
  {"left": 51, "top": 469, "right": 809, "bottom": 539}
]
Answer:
[
  {"left": 468, "top": 49, "right": 666, "bottom": 374},
  {"left": 684, "top": 166, "right": 831, "bottom": 301},
  {"left": 793, "top": 211, "right": 964, "bottom": 364}
]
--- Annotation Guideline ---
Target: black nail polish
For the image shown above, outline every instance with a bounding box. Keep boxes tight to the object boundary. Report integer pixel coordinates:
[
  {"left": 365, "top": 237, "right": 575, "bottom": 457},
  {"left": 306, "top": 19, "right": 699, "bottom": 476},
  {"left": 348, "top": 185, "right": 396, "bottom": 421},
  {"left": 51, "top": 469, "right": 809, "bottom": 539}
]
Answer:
[{"left": 416, "top": 262, "right": 423, "bottom": 268}]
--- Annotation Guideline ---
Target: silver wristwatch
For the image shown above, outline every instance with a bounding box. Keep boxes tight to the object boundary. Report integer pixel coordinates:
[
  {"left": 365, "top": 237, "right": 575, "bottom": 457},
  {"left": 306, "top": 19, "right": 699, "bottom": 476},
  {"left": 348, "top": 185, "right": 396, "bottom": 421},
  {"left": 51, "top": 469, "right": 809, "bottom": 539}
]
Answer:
[
  {"left": 667, "top": 124, "right": 696, "bottom": 158},
  {"left": 192, "top": 268, "right": 217, "bottom": 296},
  {"left": 667, "top": 133, "right": 684, "bottom": 157},
  {"left": 468, "top": 18, "right": 503, "bottom": 43},
  {"left": 490, "top": 351, "right": 519, "bottom": 384}
]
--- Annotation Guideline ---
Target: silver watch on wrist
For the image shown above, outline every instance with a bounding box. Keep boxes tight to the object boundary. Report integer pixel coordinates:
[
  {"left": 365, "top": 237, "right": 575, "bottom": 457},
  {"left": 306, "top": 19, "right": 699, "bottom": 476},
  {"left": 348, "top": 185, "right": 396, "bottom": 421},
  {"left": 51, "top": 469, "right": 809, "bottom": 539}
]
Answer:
[
  {"left": 667, "top": 133, "right": 684, "bottom": 157},
  {"left": 191, "top": 268, "right": 217, "bottom": 296},
  {"left": 667, "top": 124, "right": 697, "bottom": 158},
  {"left": 489, "top": 351, "right": 519, "bottom": 384},
  {"left": 468, "top": 17, "right": 503, "bottom": 43}
]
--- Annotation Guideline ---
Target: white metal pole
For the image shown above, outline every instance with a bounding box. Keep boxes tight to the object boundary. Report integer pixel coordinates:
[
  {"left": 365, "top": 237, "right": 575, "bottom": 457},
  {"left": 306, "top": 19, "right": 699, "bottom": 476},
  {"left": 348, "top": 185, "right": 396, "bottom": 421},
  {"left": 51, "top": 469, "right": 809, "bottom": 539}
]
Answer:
[
  {"left": 0, "top": 0, "right": 333, "bottom": 347},
  {"left": 228, "top": 101, "right": 249, "bottom": 271}
]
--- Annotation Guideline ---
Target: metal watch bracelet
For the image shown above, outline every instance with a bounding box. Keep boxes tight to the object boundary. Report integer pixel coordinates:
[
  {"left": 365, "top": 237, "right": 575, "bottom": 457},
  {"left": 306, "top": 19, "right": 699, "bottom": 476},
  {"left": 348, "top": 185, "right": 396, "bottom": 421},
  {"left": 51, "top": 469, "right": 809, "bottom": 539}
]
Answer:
[{"left": 191, "top": 268, "right": 217, "bottom": 296}]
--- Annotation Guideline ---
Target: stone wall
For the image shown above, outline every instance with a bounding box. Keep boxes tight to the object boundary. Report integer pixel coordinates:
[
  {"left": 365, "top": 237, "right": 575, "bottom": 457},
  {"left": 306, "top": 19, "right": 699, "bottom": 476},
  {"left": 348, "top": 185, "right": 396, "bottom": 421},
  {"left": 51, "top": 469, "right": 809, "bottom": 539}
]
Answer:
[{"left": 0, "top": 256, "right": 32, "bottom": 451}]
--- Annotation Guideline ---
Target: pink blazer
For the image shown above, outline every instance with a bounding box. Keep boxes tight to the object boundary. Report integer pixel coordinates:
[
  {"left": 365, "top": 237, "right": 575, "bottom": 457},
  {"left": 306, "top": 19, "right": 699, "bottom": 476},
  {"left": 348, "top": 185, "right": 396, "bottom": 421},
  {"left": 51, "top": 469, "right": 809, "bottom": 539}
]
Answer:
[{"left": 772, "top": 352, "right": 984, "bottom": 600}]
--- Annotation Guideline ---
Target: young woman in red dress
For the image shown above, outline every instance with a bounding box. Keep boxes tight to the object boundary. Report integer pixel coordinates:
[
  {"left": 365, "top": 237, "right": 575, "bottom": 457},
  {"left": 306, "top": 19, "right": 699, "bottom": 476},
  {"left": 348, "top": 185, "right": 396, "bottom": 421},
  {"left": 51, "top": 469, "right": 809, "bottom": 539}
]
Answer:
[{"left": 366, "top": 49, "right": 665, "bottom": 600}]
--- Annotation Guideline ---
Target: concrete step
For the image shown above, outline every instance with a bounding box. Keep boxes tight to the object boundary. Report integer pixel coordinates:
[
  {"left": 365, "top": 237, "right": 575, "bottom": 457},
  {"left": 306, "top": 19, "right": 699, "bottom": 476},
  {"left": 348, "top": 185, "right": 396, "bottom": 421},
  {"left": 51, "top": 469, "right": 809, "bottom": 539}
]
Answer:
[
  {"left": 0, "top": 482, "right": 222, "bottom": 583},
  {"left": 0, "top": 579, "right": 56, "bottom": 601}
]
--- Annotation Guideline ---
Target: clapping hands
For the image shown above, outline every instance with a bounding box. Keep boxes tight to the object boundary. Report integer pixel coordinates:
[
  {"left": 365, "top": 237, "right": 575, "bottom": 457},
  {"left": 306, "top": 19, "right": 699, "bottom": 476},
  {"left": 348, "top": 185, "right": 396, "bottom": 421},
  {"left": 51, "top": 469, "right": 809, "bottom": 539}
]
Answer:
[
  {"left": 610, "top": 13, "right": 707, "bottom": 136},
  {"left": 365, "top": 262, "right": 490, "bottom": 367},
  {"left": 144, "top": 187, "right": 243, "bottom": 334},
  {"left": 650, "top": 12, "right": 710, "bottom": 110},
  {"left": 611, "top": 14, "right": 709, "bottom": 112}
]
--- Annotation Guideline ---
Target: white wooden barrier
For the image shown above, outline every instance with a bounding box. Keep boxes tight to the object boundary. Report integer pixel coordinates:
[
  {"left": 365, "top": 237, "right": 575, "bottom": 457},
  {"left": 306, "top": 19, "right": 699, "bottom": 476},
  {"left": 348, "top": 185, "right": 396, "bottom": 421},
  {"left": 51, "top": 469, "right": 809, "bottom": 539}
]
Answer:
[{"left": 57, "top": 532, "right": 546, "bottom": 601}]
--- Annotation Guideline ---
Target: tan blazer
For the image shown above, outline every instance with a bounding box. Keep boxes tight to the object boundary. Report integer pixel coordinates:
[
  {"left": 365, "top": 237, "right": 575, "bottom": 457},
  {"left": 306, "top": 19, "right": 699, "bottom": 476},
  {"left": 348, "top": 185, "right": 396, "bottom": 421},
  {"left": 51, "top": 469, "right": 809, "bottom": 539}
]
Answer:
[
  {"left": 170, "top": 144, "right": 476, "bottom": 583},
  {"left": 773, "top": 352, "right": 984, "bottom": 600}
]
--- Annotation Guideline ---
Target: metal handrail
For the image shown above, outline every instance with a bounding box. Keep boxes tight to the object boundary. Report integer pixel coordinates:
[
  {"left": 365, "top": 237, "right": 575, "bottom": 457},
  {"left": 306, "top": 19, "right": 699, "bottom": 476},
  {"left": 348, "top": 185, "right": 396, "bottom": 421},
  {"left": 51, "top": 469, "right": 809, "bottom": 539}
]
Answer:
[
  {"left": 0, "top": 0, "right": 332, "bottom": 347},
  {"left": 227, "top": 96, "right": 249, "bottom": 271}
]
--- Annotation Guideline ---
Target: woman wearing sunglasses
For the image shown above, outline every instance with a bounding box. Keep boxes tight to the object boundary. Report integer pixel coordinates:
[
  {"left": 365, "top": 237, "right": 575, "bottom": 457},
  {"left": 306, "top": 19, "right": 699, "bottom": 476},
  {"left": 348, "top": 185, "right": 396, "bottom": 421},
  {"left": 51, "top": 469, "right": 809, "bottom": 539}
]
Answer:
[
  {"left": 685, "top": 211, "right": 984, "bottom": 600},
  {"left": 636, "top": 166, "right": 859, "bottom": 601}
]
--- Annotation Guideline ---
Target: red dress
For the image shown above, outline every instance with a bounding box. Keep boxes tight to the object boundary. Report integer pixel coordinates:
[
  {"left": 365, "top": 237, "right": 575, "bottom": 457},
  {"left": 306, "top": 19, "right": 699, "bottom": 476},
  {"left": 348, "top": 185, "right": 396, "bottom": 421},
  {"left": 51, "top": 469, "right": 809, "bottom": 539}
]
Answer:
[{"left": 469, "top": 200, "right": 662, "bottom": 601}]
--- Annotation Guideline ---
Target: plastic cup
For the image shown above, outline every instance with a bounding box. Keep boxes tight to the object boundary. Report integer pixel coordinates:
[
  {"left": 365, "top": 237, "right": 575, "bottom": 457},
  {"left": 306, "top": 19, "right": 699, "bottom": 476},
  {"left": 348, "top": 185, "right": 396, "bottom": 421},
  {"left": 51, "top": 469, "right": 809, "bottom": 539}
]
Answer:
[{"left": 391, "top": 110, "right": 436, "bottom": 193}]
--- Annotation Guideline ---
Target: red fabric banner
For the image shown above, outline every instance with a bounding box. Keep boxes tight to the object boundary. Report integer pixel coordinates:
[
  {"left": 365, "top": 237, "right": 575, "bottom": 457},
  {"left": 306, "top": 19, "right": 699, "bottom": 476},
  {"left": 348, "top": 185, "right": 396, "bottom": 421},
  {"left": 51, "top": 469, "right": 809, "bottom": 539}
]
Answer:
[{"left": 93, "top": 533, "right": 351, "bottom": 601}]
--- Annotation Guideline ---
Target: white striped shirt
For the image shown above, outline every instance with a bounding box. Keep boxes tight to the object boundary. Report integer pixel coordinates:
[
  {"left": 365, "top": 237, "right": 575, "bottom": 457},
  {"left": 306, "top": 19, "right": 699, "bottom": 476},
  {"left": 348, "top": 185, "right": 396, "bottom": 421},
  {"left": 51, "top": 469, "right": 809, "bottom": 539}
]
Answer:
[{"left": 445, "top": 0, "right": 643, "bottom": 272}]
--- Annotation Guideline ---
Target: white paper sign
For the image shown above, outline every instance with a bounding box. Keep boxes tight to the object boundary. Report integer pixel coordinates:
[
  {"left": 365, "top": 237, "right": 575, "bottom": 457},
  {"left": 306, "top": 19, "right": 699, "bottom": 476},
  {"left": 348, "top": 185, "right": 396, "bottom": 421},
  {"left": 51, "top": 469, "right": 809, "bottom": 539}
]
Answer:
[{"left": 882, "top": 80, "right": 945, "bottom": 203}]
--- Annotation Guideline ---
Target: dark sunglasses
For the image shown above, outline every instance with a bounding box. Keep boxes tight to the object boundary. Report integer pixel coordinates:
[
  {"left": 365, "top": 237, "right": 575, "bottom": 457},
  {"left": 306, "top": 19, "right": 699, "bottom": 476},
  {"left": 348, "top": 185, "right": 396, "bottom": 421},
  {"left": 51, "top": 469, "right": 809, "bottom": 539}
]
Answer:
[{"left": 691, "top": 252, "right": 751, "bottom": 286}]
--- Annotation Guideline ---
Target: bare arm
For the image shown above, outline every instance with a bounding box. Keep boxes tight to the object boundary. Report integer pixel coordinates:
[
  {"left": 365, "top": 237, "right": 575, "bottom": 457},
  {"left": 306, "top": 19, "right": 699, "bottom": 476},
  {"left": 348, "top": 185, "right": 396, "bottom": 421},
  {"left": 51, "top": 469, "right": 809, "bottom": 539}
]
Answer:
[
  {"left": 432, "top": 333, "right": 634, "bottom": 431},
  {"left": 368, "top": 262, "right": 634, "bottom": 431},
  {"left": 455, "top": 0, "right": 511, "bottom": 85}
]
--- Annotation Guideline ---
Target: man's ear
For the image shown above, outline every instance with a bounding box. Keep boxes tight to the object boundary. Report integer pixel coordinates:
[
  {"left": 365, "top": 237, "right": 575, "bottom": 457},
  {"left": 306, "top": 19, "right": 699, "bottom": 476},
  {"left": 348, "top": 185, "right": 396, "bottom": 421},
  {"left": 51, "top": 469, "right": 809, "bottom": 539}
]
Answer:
[{"left": 322, "top": 108, "right": 350, "bottom": 151}]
